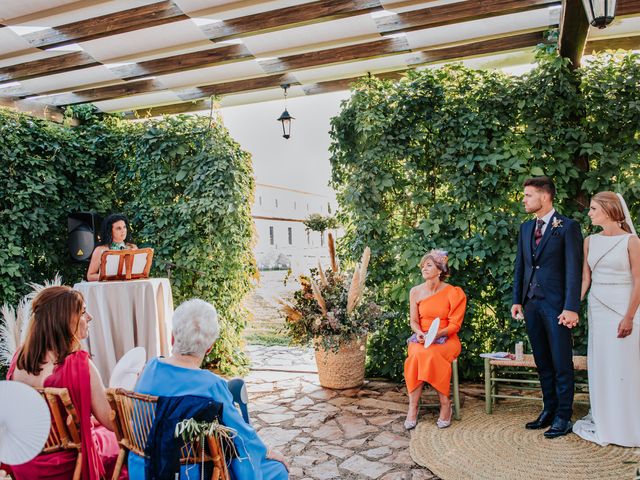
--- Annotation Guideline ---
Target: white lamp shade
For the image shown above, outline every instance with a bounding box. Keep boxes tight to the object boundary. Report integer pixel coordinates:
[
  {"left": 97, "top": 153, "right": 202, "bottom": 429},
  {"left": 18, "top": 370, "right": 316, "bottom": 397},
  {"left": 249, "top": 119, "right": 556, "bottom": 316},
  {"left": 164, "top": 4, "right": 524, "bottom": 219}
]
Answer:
[
  {"left": 0, "top": 381, "right": 51, "bottom": 465},
  {"left": 581, "top": 0, "right": 617, "bottom": 28}
]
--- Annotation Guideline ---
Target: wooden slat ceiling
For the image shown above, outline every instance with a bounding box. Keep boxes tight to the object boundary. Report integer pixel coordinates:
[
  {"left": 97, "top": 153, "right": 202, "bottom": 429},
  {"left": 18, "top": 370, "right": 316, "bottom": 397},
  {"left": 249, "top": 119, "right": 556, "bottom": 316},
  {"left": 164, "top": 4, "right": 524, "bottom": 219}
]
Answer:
[{"left": 0, "top": 0, "right": 638, "bottom": 119}]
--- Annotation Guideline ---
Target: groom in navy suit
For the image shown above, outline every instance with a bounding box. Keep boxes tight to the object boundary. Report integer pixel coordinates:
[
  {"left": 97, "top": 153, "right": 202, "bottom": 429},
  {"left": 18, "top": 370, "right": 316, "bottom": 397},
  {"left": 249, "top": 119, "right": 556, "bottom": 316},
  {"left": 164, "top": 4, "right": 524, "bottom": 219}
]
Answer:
[{"left": 511, "top": 177, "right": 583, "bottom": 438}]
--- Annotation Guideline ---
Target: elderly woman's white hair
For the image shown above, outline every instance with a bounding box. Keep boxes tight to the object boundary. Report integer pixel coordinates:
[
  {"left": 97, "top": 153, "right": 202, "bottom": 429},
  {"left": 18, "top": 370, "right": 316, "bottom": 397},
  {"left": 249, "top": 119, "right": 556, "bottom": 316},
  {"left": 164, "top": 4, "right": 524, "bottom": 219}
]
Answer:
[{"left": 171, "top": 299, "right": 220, "bottom": 357}]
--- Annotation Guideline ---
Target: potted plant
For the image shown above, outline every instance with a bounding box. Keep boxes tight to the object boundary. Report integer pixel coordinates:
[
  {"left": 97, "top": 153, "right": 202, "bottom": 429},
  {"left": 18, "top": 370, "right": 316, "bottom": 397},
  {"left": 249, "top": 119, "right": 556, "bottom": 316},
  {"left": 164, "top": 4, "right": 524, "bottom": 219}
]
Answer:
[{"left": 279, "top": 235, "right": 388, "bottom": 389}]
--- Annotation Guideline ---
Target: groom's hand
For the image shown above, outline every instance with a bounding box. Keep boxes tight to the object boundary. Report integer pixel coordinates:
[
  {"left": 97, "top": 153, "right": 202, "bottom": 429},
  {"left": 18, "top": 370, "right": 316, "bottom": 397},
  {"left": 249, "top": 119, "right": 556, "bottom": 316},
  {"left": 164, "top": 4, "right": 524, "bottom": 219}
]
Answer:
[
  {"left": 558, "top": 310, "right": 579, "bottom": 328},
  {"left": 511, "top": 304, "right": 524, "bottom": 320}
]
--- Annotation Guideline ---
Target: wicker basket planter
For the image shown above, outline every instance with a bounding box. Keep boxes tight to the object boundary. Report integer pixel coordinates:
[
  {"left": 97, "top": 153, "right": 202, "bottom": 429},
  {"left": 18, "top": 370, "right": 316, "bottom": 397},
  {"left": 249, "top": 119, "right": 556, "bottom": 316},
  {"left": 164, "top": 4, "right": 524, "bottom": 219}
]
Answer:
[{"left": 314, "top": 335, "right": 367, "bottom": 389}]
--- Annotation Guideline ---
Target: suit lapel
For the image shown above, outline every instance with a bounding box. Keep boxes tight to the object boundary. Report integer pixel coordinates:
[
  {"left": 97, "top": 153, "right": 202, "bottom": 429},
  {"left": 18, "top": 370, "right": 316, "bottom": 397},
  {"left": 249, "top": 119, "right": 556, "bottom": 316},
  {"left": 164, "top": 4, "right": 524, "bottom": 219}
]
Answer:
[
  {"left": 524, "top": 220, "right": 535, "bottom": 258},
  {"left": 535, "top": 212, "right": 557, "bottom": 258}
]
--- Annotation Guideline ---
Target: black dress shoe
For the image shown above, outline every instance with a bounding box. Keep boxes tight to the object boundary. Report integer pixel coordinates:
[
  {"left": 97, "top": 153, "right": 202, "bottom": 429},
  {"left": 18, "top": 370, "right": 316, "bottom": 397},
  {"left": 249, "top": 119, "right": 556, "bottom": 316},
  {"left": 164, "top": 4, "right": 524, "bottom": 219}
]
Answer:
[
  {"left": 525, "top": 411, "right": 555, "bottom": 430},
  {"left": 544, "top": 418, "right": 573, "bottom": 439}
]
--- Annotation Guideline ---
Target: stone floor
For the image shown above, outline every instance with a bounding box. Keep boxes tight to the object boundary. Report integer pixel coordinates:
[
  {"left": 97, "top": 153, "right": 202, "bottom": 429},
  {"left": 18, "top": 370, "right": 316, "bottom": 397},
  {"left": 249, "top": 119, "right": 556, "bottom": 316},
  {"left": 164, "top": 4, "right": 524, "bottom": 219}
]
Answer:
[{"left": 245, "top": 345, "right": 449, "bottom": 480}]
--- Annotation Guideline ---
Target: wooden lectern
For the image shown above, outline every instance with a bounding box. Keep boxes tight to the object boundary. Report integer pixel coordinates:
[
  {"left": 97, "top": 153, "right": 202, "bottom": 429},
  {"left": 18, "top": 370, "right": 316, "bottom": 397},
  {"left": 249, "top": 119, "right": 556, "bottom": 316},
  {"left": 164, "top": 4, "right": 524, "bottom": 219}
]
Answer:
[{"left": 99, "top": 248, "right": 154, "bottom": 281}]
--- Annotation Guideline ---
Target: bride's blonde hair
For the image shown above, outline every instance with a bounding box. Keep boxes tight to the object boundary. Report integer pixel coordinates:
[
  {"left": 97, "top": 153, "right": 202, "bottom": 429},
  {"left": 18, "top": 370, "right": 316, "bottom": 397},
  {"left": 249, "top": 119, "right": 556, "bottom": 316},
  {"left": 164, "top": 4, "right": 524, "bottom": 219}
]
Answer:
[{"left": 592, "top": 191, "right": 632, "bottom": 233}]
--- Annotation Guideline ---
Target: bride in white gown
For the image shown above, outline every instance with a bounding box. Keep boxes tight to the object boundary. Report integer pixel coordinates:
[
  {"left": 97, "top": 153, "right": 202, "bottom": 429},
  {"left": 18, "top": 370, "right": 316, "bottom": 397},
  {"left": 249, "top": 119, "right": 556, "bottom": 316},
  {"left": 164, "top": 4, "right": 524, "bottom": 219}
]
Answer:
[{"left": 573, "top": 191, "right": 640, "bottom": 447}]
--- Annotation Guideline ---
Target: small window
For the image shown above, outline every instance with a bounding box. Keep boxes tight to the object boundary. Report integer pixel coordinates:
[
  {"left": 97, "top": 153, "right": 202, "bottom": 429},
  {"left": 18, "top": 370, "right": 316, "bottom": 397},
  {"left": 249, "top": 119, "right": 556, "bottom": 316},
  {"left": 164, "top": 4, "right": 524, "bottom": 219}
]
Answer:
[
  {"left": 307, "top": 231, "right": 310, "bottom": 245},
  {"left": 320, "top": 204, "right": 323, "bottom": 212},
  {"left": 288, "top": 227, "right": 293, "bottom": 245},
  {"left": 269, "top": 226, "right": 274, "bottom": 245},
  {"left": 327, "top": 202, "right": 332, "bottom": 214},
  {"left": 259, "top": 196, "right": 262, "bottom": 205},
  {"left": 275, "top": 198, "right": 278, "bottom": 208},
  {"left": 306, "top": 203, "right": 309, "bottom": 211},
  {"left": 320, "top": 231, "right": 324, "bottom": 246},
  {"left": 294, "top": 201, "right": 297, "bottom": 210}
]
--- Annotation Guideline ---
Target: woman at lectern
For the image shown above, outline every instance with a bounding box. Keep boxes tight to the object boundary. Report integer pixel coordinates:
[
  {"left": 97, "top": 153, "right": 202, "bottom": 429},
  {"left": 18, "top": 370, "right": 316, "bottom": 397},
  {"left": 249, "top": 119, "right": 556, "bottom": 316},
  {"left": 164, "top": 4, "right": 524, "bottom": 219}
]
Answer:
[{"left": 87, "top": 213, "right": 137, "bottom": 281}]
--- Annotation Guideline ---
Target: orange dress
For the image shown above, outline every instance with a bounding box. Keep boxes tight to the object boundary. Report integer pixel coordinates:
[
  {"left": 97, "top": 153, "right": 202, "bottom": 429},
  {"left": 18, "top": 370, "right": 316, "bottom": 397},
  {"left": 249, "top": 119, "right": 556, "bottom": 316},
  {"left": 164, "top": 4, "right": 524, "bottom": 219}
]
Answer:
[{"left": 404, "top": 285, "right": 467, "bottom": 395}]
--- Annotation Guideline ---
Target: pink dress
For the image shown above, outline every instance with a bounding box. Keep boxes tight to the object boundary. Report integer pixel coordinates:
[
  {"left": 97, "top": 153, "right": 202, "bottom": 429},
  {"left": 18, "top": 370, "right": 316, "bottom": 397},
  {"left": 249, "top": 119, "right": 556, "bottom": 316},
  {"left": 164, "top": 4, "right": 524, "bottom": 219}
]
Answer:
[{"left": 7, "top": 350, "right": 123, "bottom": 480}]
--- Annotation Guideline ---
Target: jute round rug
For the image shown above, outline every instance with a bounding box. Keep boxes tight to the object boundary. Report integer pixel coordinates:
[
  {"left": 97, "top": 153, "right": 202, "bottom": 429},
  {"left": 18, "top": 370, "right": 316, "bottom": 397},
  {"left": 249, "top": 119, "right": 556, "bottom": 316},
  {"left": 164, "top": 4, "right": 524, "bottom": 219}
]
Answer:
[{"left": 410, "top": 401, "right": 640, "bottom": 480}]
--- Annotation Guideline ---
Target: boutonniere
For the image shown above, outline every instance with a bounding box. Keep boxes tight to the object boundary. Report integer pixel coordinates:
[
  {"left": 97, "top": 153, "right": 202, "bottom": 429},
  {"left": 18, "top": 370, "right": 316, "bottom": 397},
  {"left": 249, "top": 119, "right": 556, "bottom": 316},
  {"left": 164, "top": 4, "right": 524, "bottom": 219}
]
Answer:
[{"left": 551, "top": 218, "right": 563, "bottom": 229}]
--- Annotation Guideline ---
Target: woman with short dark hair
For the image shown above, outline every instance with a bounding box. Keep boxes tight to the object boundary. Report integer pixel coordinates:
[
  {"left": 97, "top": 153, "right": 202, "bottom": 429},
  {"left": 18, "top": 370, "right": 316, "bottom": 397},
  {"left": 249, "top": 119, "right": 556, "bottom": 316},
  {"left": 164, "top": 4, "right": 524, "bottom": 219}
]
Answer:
[{"left": 86, "top": 213, "right": 137, "bottom": 281}]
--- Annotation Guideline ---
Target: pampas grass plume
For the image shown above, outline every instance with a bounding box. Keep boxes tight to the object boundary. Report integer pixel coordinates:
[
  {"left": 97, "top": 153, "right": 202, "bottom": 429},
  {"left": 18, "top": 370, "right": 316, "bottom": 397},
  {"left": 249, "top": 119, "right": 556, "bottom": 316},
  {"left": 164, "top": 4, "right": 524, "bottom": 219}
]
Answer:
[
  {"left": 328, "top": 232, "right": 338, "bottom": 272},
  {"left": 277, "top": 298, "right": 303, "bottom": 322},
  {"left": 346, "top": 268, "right": 361, "bottom": 314},
  {"left": 310, "top": 279, "right": 328, "bottom": 316},
  {"left": 317, "top": 261, "right": 328, "bottom": 287}
]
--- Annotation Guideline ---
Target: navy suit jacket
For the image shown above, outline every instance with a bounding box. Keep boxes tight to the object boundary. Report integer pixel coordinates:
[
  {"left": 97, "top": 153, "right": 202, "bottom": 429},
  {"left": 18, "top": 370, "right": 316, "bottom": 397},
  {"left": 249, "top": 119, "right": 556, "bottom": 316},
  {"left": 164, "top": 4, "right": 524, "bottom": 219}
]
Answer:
[{"left": 512, "top": 212, "right": 583, "bottom": 313}]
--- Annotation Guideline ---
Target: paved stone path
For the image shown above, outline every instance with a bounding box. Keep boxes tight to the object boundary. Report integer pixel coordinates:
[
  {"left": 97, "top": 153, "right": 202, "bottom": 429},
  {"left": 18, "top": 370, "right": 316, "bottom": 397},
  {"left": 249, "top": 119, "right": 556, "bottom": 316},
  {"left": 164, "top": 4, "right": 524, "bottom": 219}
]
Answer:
[
  {"left": 245, "top": 345, "right": 447, "bottom": 479},
  {"left": 244, "top": 270, "right": 295, "bottom": 336}
]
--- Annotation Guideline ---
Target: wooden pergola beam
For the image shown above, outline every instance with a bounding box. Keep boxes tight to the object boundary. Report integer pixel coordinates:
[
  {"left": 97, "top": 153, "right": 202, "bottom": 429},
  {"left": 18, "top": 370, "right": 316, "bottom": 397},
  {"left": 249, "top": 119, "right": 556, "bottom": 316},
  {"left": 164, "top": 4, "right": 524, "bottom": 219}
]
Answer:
[
  {"left": 176, "top": 73, "right": 300, "bottom": 101},
  {"left": 22, "top": 1, "right": 188, "bottom": 49},
  {"left": 259, "top": 37, "right": 411, "bottom": 74},
  {"left": 407, "top": 29, "right": 549, "bottom": 66},
  {"left": 109, "top": 44, "right": 254, "bottom": 80},
  {"left": 0, "top": 51, "right": 99, "bottom": 84},
  {"left": 585, "top": 33, "right": 640, "bottom": 52},
  {"left": 301, "top": 70, "right": 406, "bottom": 95},
  {"left": 375, "top": 0, "right": 561, "bottom": 35},
  {"left": 617, "top": 0, "right": 640, "bottom": 16},
  {"left": 43, "top": 79, "right": 164, "bottom": 106},
  {"left": 125, "top": 98, "right": 216, "bottom": 118},
  {"left": 558, "top": 0, "right": 590, "bottom": 68},
  {"left": 202, "top": 0, "right": 383, "bottom": 41}
]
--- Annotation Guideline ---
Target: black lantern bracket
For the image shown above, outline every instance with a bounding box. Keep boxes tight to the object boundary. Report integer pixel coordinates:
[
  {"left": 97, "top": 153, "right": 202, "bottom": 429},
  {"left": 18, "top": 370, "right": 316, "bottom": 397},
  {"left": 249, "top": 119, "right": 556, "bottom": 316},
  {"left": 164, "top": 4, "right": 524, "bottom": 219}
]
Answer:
[{"left": 277, "top": 84, "right": 295, "bottom": 139}]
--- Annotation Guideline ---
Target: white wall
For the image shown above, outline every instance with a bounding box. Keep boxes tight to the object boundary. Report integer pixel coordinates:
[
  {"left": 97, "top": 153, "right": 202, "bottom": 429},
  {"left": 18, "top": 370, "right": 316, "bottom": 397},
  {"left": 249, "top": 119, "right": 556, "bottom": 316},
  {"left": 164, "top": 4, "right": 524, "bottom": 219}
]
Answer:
[{"left": 252, "top": 184, "right": 339, "bottom": 272}]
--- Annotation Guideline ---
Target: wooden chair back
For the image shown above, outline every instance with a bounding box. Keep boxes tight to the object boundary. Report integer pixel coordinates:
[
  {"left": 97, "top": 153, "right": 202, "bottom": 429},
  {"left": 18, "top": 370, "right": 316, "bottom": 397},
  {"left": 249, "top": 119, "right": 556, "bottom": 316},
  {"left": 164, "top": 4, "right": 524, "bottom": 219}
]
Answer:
[
  {"left": 99, "top": 248, "right": 154, "bottom": 281},
  {"left": 107, "top": 388, "right": 230, "bottom": 480},
  {"left": 36, "top": 387, "right": 83, "bottom": 480}
]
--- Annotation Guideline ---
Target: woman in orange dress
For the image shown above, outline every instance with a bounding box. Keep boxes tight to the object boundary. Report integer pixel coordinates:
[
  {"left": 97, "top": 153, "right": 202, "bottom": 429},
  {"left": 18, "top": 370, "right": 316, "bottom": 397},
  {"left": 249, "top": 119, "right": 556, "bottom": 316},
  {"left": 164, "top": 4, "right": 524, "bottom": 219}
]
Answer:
[{"left": 404, "top": 249, "right": 467, "bottom": 430}]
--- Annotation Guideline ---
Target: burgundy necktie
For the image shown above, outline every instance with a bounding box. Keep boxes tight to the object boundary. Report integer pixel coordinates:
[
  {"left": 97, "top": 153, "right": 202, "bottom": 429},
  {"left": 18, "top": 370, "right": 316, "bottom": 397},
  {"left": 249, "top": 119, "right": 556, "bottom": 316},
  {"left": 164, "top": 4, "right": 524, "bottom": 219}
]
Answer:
[{"left": 534, "top": 219, "right": 545, "bottom": 246}]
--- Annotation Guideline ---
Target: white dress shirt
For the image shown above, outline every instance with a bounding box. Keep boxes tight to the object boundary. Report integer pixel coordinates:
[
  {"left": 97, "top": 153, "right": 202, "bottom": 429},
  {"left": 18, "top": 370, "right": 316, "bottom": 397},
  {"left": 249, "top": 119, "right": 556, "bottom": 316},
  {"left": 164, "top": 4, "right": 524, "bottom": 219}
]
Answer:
[{"left": 535, "top": 208, "right": 556, "bottom": 236}]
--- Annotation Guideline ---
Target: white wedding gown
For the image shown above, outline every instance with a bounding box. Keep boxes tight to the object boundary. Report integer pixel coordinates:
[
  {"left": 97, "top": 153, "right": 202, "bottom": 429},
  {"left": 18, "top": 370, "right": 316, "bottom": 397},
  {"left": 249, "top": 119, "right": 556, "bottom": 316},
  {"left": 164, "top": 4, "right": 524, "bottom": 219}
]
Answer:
[{"left": 573, "top": 233, "right": 640, "bottom": 447}]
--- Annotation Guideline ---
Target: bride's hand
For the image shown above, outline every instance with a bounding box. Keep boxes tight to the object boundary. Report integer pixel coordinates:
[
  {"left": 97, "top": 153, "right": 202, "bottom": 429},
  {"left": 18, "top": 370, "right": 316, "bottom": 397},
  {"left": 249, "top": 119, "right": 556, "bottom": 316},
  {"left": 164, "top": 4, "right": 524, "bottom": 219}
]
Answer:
[{"left": 617, "top": 317, "right": 633, "bottom": 338}]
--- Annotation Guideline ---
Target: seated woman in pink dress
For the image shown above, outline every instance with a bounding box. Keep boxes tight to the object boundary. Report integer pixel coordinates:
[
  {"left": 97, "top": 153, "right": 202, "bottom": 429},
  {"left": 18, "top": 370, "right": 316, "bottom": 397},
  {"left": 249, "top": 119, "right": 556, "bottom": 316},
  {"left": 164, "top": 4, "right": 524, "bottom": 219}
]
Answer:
[{"left": 6, "top": 285, "right": 122, "bottom": 480}]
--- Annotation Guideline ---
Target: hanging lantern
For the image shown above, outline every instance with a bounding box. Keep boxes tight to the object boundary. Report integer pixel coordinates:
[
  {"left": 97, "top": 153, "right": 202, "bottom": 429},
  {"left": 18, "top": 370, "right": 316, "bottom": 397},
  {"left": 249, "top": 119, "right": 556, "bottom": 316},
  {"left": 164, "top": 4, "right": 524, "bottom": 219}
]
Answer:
[
  {"left": 581, "top": 0, "right": 617, "bottom": 28},
  {"left": 276, "top": 84, "right": 295, "bottom": 139}
]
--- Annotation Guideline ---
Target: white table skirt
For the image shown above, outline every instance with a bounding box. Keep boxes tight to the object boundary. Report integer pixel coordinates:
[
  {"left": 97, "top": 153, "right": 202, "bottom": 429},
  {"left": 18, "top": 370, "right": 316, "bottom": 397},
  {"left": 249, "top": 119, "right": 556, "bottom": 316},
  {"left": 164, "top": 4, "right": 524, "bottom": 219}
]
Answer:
[{"left": 73, "top": 278, "right": 173, "bottom": 382}]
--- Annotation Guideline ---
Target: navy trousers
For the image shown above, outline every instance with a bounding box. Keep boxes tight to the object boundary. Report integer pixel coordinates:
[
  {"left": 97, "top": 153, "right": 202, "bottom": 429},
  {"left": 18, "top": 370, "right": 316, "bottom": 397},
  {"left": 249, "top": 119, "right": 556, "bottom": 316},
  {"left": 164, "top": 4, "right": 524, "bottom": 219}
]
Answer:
[{"left": 524, "top": 298, "right": 574, "bottom": 421}]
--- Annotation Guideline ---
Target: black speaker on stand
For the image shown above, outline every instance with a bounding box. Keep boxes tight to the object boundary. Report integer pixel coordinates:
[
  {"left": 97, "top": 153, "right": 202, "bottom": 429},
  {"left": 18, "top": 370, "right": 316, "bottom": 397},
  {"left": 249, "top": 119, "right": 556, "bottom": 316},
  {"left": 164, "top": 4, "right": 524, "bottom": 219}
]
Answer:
[{"left": 68, "top": 212, "right": 101, "bottom": 262}]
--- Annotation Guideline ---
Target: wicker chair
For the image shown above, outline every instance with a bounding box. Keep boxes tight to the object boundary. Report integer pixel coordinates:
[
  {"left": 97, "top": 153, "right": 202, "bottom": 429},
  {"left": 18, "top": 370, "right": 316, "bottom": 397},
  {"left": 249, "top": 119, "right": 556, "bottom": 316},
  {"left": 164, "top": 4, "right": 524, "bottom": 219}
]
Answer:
[
  {"left": 36, "top": 387, "right": 83, "bottom": 480},
  {"left": 107, "top": 388, "right": 230, "bottom": 480}
]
